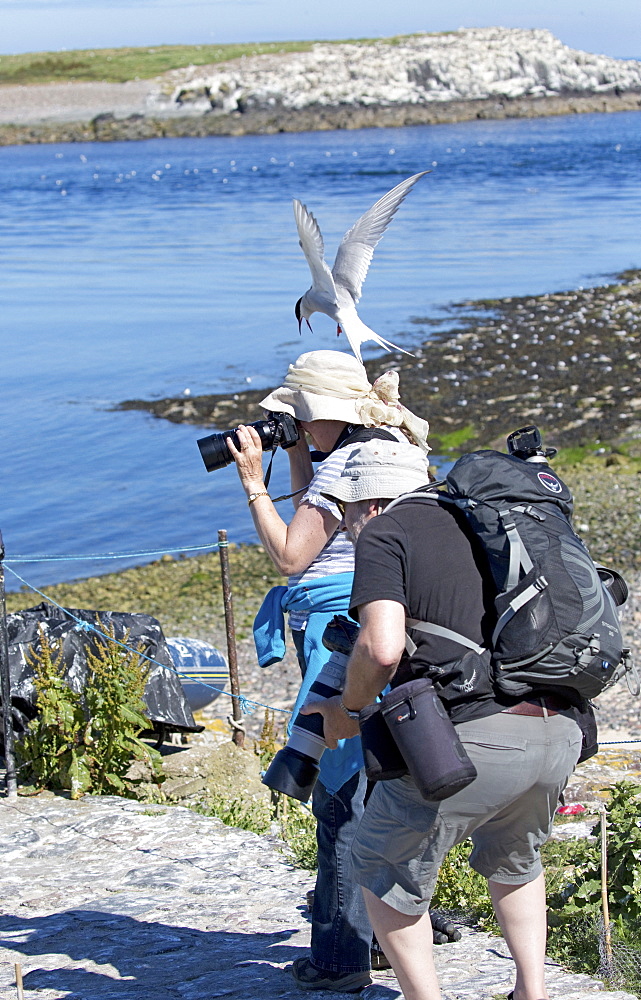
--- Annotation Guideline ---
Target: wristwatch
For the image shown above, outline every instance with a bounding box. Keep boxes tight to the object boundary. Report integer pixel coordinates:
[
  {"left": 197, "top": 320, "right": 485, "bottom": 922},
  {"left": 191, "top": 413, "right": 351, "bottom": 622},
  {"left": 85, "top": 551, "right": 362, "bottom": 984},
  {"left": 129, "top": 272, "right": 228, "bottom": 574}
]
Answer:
[
  {"left": 247, "top": 491, "right": 270, "bottom": 506},
  {"left": 339, "top": 699, "right": 361, "bottom": 720}
]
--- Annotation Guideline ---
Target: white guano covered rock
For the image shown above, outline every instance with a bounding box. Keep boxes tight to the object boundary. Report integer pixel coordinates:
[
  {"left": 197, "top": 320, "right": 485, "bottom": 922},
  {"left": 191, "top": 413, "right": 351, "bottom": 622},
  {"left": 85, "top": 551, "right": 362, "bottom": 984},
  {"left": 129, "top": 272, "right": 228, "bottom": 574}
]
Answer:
[{"left": 152, "top": 27, "right": 641, "bottom": 117}]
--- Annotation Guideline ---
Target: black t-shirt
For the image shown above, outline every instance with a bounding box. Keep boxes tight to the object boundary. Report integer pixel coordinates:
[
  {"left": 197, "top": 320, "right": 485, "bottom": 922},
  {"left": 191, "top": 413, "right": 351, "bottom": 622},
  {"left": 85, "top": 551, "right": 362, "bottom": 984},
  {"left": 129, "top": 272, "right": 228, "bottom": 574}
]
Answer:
[{"left": 349, "top": 497, "right": 505, "bottom": 722}]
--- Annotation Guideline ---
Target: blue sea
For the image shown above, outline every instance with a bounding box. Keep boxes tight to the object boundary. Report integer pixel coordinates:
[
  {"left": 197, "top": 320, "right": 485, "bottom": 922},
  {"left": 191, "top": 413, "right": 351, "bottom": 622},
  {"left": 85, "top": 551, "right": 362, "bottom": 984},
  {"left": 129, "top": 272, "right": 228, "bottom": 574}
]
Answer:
[{"left": 1, "top": 111, "right": 640, "bottom": 592}]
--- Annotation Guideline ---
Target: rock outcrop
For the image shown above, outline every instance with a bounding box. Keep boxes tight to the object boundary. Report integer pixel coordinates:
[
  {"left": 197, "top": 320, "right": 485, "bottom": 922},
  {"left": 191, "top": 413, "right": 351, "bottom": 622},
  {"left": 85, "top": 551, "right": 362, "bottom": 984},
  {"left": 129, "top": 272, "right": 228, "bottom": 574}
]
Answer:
[{"left": 153, "top": 27, "right": 641, "bottom": 117}]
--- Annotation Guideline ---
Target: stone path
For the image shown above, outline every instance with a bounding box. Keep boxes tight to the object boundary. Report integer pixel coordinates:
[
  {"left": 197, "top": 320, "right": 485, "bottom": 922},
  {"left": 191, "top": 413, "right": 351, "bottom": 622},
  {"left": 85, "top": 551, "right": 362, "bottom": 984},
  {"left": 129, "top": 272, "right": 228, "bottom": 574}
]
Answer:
[{"left": 0, "top": 794, "right": 637, "bottom": 1000}]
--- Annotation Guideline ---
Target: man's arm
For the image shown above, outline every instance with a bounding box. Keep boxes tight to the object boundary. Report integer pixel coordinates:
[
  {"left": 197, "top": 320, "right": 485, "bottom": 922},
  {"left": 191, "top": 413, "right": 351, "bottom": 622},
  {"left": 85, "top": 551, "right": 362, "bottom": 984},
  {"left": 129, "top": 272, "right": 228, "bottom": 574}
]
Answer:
[{"left": 299, "top": 599, "right": 406, "bottom": 747}]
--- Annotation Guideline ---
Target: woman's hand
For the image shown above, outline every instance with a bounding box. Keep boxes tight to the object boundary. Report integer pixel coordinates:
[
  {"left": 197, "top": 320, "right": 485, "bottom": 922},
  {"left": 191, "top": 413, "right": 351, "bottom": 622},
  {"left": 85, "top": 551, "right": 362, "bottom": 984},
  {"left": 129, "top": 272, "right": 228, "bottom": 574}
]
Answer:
[
  {"left": 226, "top": 418, "right": 341, "bottom": 577},
  {"left": 227, "top": 424, "right": 266, "bottom": 494}
]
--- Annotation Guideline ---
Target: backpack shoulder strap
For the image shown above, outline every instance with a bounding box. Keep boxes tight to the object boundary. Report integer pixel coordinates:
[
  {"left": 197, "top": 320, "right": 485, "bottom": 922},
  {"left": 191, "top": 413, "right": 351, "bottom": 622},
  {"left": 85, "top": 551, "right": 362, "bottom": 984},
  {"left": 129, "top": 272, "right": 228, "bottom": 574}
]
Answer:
[
  {"left": 382, "top": 488, "right": 488, "bottom": 658},
  {"left": 404, "top": 619, "right": 486, "bottom": 657}
]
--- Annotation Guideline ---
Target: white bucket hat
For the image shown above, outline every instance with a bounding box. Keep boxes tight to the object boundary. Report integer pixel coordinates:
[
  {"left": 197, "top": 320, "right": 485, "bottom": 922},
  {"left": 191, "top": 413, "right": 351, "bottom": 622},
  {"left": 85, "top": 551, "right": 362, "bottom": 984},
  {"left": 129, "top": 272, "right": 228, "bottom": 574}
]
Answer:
[
  {"left": 260, "top": 350, "right": 430, "bottom": 452},
  {"left": 322, "top": 438, "right": 431, "bottom": 504}
]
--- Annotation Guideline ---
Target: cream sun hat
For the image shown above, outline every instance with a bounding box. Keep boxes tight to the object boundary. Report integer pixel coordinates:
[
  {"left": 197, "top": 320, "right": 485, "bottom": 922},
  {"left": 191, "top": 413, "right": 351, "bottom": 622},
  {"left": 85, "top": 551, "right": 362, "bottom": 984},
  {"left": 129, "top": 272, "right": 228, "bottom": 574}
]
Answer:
[
  {"left": 322, "top": 438, "right": 431, "bottom": 503},
  {"left": 259, "top": 350, "right": 430, "bottom": 452}
]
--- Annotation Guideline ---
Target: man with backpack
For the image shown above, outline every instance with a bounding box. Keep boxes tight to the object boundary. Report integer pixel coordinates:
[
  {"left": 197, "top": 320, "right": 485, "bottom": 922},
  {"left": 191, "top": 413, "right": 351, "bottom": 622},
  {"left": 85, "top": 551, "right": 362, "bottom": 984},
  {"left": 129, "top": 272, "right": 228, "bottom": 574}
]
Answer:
[{"left": 304, "top": 436, "right": 585, "bottom": 1000}]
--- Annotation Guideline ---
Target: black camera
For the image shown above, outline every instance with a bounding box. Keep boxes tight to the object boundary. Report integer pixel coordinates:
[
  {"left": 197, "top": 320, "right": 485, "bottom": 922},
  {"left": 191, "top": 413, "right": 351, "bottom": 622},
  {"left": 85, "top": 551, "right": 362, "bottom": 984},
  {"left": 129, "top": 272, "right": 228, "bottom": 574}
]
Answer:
[
  {"left": 262, "top": 615, "right": 359, "bottom": 802},
  {"left": 506, "top": 425, "right": 557, "bottom": 462},
  {"left": 197, "top": 411, "right": 299, "bottom": 473}
]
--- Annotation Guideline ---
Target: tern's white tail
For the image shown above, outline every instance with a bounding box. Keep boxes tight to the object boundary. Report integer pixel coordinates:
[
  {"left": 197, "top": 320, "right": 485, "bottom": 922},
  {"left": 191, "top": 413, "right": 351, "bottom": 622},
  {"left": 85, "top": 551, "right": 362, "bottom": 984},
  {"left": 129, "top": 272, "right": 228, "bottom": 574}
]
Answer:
[{"left": 341, "top": 314, "right": 413, "bottom": 363}]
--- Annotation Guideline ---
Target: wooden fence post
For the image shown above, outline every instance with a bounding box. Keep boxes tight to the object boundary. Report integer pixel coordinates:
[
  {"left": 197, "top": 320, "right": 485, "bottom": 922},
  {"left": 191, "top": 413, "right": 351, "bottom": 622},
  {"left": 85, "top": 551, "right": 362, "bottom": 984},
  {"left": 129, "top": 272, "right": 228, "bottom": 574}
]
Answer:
[
  {"left": 0, "top": 530, "right": 18, "bottom": 797},
  {"left": 218, "top": 530, "right": 245, "bottom": 748}
]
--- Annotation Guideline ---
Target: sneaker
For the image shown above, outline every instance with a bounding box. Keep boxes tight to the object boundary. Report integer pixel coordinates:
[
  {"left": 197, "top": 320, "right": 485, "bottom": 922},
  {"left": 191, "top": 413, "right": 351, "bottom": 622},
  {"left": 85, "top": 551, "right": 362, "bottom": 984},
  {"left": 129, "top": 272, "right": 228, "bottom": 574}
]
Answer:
[{"left": 290, "top": 957, "right": 372, "bottom": 993}]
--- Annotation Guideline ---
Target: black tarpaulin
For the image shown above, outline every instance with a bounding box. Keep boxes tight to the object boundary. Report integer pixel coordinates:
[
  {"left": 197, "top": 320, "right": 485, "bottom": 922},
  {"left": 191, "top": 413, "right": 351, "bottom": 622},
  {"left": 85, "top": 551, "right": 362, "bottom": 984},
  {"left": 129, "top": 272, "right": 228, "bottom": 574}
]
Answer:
[{"left": 2, "top": 602, "right": 201, "bottom": 738}]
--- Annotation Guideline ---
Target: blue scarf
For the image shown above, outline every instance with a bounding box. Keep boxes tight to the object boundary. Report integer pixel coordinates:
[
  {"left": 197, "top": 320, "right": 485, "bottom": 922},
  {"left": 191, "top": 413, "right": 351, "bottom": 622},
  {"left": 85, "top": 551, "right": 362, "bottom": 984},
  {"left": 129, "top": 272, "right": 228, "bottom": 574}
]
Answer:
[{"left": 253, "top": 572, "right": 363, "bottom": 794}]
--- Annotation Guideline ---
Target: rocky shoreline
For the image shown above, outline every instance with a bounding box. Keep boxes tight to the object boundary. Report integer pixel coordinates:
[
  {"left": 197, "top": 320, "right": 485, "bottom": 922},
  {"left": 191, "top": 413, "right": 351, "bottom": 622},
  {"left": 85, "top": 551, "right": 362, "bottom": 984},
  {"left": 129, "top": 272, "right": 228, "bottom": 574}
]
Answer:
[
  {"left": 1, "top": 28, "right": 640, "bottom": 146},
  {"left": 119, "top": 269, "right": 641, "bottom": 456},
  {"left": 1, "top": 90, "right": 640, "bottom": 146}
]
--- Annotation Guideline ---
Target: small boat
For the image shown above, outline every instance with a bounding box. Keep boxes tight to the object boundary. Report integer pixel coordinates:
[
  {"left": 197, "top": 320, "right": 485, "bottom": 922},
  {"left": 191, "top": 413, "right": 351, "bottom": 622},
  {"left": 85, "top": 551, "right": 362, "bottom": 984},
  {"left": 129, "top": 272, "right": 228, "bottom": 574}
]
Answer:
[{"left": 166, "top": 636, "right": 228, "bottom": 712}]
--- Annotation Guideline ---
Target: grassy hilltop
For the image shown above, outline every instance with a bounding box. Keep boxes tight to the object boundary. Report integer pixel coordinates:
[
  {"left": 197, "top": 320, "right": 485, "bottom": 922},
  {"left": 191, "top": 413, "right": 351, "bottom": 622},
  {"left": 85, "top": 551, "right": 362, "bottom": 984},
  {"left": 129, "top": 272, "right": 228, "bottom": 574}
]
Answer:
[{"left": 0, "top": 34, "right": 426, "bottom": 86}]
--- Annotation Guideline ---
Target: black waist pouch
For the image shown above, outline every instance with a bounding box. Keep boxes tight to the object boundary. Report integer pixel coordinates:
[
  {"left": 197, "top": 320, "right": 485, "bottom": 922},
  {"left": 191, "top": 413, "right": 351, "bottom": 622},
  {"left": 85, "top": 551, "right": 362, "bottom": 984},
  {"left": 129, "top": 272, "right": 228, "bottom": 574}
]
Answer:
[
  {"left": 378, "top": 678, "right": 477, "bottom": 801},
  {"left": 574, "top": 700, "right": 598, "bottom": 764},
  {"left": 359, "top": 701, "right": 409, "bottom": 781}
]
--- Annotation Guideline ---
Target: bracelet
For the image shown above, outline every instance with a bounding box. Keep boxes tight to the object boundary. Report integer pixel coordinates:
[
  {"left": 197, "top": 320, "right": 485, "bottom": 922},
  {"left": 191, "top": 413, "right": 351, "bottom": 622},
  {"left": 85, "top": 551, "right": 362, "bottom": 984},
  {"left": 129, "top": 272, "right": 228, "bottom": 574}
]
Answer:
[
  {"left": 247, "top": 491, "right": 271, "bottom": 506},
  {"left": 339, "top": 699, "right": 361, "bottom": 721}
]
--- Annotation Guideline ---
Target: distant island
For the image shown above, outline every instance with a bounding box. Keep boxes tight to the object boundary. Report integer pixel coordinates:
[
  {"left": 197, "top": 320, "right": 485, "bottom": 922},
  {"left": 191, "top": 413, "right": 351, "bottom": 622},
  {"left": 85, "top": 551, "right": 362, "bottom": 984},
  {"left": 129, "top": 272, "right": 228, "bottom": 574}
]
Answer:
[{"left": 0, "top": 27, "right": 640, "bottom": 145}]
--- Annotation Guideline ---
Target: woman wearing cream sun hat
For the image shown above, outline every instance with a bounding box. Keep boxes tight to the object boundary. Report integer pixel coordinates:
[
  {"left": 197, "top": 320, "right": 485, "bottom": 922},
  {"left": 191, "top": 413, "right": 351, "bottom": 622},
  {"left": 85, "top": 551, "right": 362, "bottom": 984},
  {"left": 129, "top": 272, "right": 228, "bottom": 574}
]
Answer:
[{"left": 227, "top": 349, "right": 429, "bottom": 992}]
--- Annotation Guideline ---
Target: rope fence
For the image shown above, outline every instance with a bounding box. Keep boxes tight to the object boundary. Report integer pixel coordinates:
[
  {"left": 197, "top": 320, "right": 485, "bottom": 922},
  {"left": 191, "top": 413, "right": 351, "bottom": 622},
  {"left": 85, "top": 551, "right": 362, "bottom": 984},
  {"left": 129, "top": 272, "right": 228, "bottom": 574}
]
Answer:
[{"left": 3, "top": 542, "right": 220, "bottom": 563}]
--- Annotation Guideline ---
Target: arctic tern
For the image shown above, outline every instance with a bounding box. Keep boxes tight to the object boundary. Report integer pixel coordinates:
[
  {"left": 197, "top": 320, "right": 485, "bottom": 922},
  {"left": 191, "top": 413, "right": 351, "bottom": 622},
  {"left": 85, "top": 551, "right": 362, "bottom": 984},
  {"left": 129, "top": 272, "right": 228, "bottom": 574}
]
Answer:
[{"left": 293, "top": 171, "right": 429, "bottom": 361}]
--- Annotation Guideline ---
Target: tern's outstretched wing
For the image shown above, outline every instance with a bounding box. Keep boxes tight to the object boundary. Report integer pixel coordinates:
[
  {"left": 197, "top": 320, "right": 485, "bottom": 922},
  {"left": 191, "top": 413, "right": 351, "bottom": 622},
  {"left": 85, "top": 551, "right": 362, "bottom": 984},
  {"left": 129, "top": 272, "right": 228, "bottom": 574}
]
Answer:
[
  {"left": 293, "top": 199, "right": 337, "bottom": 301},
  {"left": 332, "top": 171, "right": 429, "bottom": 304}
]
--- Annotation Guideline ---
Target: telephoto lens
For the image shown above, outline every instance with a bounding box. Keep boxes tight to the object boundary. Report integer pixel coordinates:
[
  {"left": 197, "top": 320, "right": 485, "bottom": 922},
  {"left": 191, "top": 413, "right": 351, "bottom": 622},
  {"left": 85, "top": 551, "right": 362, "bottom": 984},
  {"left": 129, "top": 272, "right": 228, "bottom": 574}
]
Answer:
[
  {"left": 197, "top": 411, "right": 299, "bottom": 473},
  {"left": 262, "top": 615, "right": 359, "bottom": 802}
]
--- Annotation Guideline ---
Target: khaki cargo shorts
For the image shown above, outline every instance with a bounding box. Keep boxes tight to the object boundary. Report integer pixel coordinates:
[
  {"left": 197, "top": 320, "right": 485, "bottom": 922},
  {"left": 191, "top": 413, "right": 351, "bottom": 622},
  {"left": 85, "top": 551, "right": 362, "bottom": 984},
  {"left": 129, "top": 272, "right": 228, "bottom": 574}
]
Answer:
[{"left": 352, "top": 710, "right": 582, "bottom": 915}]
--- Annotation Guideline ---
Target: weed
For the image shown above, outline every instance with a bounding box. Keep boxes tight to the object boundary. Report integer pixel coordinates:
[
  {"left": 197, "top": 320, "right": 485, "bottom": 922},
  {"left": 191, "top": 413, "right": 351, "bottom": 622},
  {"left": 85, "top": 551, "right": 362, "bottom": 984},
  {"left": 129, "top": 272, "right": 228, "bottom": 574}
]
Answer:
[{"left": 16, "top": 624, "right": 165, "bottom": 798}]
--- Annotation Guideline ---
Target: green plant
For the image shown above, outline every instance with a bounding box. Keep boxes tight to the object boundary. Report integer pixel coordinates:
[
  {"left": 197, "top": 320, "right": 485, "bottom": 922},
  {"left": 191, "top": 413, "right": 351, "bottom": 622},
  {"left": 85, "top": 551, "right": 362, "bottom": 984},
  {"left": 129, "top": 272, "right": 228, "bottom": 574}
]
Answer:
[
  {"left": 548, "top": 783, "right": 641, "bottom": 921},
  {"left": 431, "top": 424, "right": 478, "bottom": 453},
  {"left": 279, "top": 797, "right": 318, "bottom": 870},
  {"left": 16, "top": 627, "right": 86, "bottom": 793},
  {"left": 431, "top": 840, "right": 496, "bottom": 930},
  {"left": 17, "top": 625, "right": 164, "bottom": 799},
  {"left": 253, "top": 708, "right": 284, "bottom": 770},
  {"left": 195, "top": 791, "right": 273, "bottom": 832},
  {"left": 193, "top": 787, "right": 317, "bottom": 869},
  {"left": 545, "top": 782, "right": 641, "bottom": 993}
]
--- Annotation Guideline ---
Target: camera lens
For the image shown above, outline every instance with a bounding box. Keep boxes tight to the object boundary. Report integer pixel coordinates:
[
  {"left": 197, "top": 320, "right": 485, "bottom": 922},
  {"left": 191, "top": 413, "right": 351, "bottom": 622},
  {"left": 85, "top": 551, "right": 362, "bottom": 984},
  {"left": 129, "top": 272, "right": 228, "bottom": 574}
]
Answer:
[
  {"left": 197, "top": 429, "right": 237, "bottom": 472},
  {"left": 197, "top": 413, "right": 299, "bottom": 473},
  {"left": 197, "top": 419, "right": 276, "bottom": 473},
  {"left": 262, "top": 615, "right": 359, "bottom": 802}
]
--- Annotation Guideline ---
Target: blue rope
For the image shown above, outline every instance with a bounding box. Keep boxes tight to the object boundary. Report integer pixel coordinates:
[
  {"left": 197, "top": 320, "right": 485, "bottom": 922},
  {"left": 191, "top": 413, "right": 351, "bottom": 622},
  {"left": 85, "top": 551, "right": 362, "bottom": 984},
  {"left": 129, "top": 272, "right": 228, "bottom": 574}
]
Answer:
[
  {"left": 4, "top": 542, "right": 219, "bottom": 563},
  {"left": 3, "top": 566, "right": 292, "bottom": 719}
]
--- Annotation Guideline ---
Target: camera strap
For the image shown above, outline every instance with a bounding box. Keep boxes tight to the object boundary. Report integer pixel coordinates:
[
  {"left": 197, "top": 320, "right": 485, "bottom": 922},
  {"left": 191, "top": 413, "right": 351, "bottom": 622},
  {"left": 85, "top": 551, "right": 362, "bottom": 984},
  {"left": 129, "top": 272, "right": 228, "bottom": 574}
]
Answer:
[
  {"left": 267, "top": 424, "right": 396, "bottom": 501},
  {"left": 263, "top": 424, "right": 283, "bottom": 490},
  {"left": 271, "top": 486, "right": 307, "bottom": 503},
  {"left": 263, "top": 423, "right": 308, "bottom": 501}
]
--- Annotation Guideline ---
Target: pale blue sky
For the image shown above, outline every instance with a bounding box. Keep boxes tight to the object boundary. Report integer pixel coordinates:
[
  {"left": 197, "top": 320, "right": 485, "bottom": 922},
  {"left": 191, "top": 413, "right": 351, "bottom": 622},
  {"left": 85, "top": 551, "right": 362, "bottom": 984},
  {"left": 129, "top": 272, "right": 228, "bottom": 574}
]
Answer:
[{"left": 1, "top": 0, "right": 639, "bottom": 58}]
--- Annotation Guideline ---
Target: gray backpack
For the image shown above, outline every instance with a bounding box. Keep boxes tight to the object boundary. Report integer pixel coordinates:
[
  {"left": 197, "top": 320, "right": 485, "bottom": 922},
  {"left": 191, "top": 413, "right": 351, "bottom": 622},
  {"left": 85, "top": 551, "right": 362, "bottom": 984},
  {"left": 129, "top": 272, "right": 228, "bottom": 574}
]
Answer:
[{"left": 390, "top": 443, "right": 632, "bottom": 701}]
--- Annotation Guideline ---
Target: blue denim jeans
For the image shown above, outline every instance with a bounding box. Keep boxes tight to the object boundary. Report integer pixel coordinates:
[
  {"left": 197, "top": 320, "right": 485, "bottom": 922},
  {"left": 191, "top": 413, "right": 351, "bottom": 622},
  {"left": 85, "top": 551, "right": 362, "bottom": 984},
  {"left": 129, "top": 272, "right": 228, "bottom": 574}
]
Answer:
[{"left": 292, "top": 628, "right": 372, "bottom": 974}]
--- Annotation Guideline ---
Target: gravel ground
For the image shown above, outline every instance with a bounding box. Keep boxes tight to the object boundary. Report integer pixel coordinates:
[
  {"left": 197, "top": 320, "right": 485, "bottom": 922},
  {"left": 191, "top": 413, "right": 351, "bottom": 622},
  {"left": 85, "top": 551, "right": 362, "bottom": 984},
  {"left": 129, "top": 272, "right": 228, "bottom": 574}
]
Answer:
[{"left": 0, "top": 80, "right": 155, "bottom": 123}]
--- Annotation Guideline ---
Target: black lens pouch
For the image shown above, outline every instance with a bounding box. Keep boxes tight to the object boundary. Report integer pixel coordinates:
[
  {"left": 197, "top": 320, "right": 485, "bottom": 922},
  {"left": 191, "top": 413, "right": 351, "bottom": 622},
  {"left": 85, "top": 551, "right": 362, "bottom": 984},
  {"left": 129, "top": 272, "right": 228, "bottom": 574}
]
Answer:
[
  {"left": 359, "top": 701, "right": 409, "bottom": 781},
  {"left": 378, "top": 677, "right": 477, "bottom": 801}
]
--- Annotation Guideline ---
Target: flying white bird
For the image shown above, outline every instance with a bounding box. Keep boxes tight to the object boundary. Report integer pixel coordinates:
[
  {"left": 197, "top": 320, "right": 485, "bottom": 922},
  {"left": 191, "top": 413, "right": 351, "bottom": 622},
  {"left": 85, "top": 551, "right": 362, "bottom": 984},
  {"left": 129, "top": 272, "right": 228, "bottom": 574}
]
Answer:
[{"left": 293, "top": 171, "right": 429, "bottom": 361}]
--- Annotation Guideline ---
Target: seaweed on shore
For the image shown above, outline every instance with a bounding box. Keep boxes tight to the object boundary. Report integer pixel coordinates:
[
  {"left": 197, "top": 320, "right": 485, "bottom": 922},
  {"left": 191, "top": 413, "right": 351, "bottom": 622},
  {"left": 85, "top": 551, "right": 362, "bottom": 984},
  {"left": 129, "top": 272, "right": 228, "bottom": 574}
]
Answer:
[{"left": 116, "top": 270, "right": 641, "bottom": 456}]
